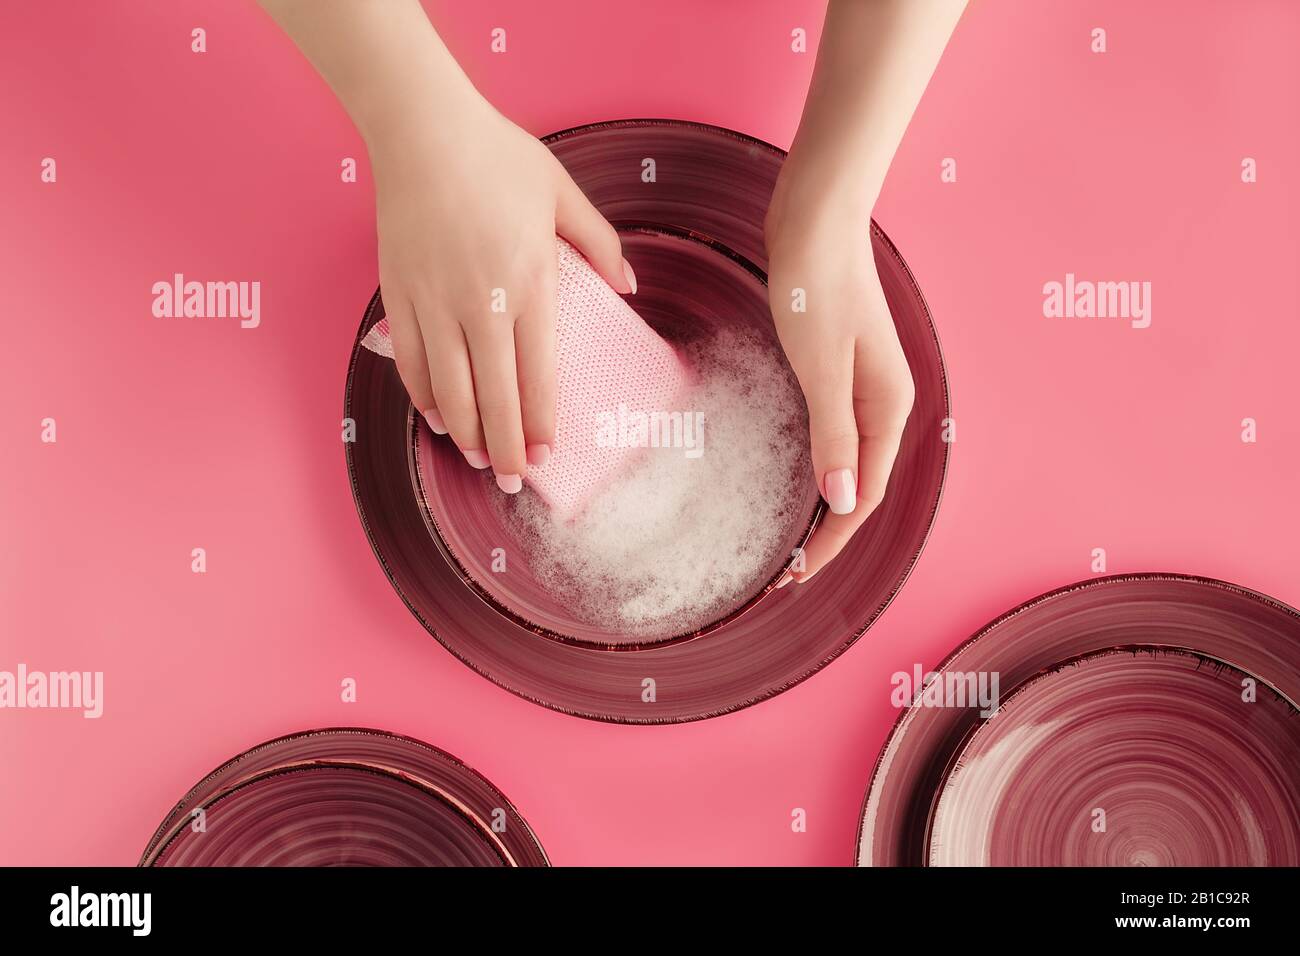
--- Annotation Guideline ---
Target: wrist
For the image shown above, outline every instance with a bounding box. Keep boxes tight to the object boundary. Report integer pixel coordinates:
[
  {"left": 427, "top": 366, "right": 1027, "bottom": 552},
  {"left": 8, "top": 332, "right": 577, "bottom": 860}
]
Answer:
[
  {"left": 363, "top": 85, "right": 492, "bottom": 152},
  {"left": 765, "top": 161, "right": 879, "bottom": 260},
  {"left": 364, "top": 88, "right": 500, "bottom": 182}
]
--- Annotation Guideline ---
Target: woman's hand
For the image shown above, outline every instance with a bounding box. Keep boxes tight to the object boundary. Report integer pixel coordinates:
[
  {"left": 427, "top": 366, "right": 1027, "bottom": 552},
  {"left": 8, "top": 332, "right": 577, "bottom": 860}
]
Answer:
[
  {"left": 373, "top": 107, "right": 632, "bottom": 492},
  {"left": 766, "top": 187, "right": 915, "bottom": 585},
  {"left": 760, "top": 0, "right": 964, "bottom": 582},
  {"left": 255, "top": 0, "right": 632, "bottom": 492}
]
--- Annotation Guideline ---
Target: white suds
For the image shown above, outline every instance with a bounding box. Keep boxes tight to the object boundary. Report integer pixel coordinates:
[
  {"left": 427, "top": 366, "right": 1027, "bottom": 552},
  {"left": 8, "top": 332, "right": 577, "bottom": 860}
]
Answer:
[{"left": 493, "top": 327, "right": 811, "bottom": 640}]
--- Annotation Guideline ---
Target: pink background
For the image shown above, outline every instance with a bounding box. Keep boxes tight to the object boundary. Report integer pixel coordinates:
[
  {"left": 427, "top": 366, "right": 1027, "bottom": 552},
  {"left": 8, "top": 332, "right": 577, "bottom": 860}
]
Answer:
[{"left": 2, "top": 0, "right": 1298, "bottom": 866}]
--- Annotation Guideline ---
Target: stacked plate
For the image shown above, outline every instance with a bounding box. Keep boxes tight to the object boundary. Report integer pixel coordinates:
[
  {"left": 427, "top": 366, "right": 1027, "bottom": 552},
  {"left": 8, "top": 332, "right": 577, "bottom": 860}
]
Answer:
[
  {"left": 345, "top": 119, "right": 950, "bottom": 723},
  {"left": 859, "top": 575, "right": 1300, "bottom": 866},
  {"left": 140, "top": 729, "right": 548, "bottom": 867}
]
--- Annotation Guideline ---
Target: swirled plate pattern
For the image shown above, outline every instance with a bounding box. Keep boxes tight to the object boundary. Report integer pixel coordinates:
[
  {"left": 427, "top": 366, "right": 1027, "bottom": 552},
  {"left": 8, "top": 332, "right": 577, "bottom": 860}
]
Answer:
[
  {"left": 860, "top": 575, "right": 1300, "bottom": 866},
  {"left": 141, "top": 728, "right": 548, "bottom": 867}
]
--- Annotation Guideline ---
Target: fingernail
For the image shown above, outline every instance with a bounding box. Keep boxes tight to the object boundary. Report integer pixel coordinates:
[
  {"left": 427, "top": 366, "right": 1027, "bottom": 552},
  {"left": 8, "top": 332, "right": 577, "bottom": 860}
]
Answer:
[
  {"left": 526, "top": 443, "right": 551, "bottom": 467},
  {"left": 776, "top": 572, "right": 794, "bottom": 589},
  {"left": 462, "top": 448, "right": 491, "bottom": 470},
  {"left": 496, "top": 473, "right": 522, "bottom": 494},
  {"left": 823, "top": 467, "right": 857, "bottom": 515},
  {"left": 621, "top": 258, "right": 637, "bottom": 295},
  {"left": 423, "top": 408, "right": 448, "bottom": 435}
]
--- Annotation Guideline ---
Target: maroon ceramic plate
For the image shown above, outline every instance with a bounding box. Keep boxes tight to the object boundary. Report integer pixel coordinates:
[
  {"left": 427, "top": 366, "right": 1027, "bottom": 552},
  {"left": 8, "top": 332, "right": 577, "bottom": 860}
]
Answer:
[
  {"left": 859, "top": 574, "right": 1300, "bottom": 866},
  {"left": 140, "top": 728, "right": 547, "bottom": 867},
  {"left": 346, "top": 119, "right": 949, "bottom": 722},
  {"left": 929, "top": 649, "right": 1300, "bottom": 866},
  {"left": 410, "top": 226, "right": 822, "bottom": 651}
]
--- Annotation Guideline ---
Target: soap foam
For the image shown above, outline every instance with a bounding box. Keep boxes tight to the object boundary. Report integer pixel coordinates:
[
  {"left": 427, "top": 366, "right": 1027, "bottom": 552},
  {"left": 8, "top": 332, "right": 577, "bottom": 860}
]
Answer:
[{"left": 493, "top": 326, "right": 812, "bottom": 639}]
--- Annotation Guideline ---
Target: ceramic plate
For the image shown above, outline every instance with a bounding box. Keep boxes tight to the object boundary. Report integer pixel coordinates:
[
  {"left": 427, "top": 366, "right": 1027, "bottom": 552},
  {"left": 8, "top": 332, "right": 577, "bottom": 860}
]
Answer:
[
  {"left": 345, "top": 119, "right": 949, "bottom": 722},
  {"left": 859, "top": 574, "right": 1300, "bottom": 866},
  {"left": 141, "top": 728, "right": 548, "bottom": 867}
]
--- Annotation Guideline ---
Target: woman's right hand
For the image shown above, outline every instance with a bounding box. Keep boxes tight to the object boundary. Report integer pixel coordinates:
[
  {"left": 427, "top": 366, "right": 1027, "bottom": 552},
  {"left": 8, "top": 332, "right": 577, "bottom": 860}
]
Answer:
[
  {"left": 371, "top": 105, "right": 633, "bottom": 492},
  {"left": 255, "top": 0, "right": 630, "bottom": 492}
]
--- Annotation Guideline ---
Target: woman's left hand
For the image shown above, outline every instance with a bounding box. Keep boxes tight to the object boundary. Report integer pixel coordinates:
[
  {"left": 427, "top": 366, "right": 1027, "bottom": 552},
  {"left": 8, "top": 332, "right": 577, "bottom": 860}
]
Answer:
[{"left": 765, "top": 197, "right": 915, "bottom": 585}]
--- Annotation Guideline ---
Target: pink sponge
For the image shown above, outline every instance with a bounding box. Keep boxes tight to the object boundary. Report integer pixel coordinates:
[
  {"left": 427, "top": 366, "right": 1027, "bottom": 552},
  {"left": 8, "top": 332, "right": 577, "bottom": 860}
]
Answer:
[{"left": 362, "top": 237, "right": 688, "bottom": 515}]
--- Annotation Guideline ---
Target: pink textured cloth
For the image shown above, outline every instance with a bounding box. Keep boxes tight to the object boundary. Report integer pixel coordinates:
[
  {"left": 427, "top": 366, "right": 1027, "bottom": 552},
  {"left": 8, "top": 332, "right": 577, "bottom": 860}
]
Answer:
[{"left": 363, "top": 238, "right": 688, "bottom": 515}]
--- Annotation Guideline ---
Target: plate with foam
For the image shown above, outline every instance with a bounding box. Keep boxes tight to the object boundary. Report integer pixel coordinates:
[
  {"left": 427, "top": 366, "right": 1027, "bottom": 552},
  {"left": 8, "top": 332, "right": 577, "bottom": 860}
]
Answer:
[
  {"left": 413, "top": 226, "right": 820, "bottom": 650},
  {"left": 858, "top": 574, "right": 1300, "bottom": 866},
  {"left": 345, "top": 119, "right": 950, "bottom": 722}
]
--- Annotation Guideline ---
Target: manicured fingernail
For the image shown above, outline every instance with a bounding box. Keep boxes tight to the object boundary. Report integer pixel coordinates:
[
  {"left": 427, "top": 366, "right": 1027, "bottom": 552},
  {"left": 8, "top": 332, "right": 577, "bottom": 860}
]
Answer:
[
  {"left": 621, "top": 258, "right": 637, "bottom": 295},
  {"left": 496, "top": 473, "right": 522, "bottom": 494},
  {"left": 776, "top": 571, "right": 794, "bottom": 589},
  {"left": 423, "top": 408, "right": 448, "bottom": 435},
  {"left": 823, "top": 467, "right": 857, "bottom": 515},
  {"left": 526, "top": 443, "right": 551, "bottom": 467},
  {"left": 462, "top": 448, "right": 491, "bottom": 469}
]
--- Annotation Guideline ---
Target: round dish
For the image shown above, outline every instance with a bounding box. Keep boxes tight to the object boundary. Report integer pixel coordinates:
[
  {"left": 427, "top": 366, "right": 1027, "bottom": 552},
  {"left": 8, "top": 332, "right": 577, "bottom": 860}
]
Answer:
[
  {"left": 140, "top": 728, "right": 548, "bottom": 867},
  {"left": 410, "top": 226, "right": 821, "bottom": 650},
  {"left": 346, "top": 119, "right": 949, "bottom": 722},
  {"left": 859, "top": 574, "right": 1300, "bottom": 866}
]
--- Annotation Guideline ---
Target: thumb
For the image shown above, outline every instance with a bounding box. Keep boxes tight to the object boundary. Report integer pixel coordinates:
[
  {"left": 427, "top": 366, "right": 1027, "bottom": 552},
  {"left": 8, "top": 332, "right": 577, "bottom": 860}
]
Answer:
[
  {"left": 555, "top": 178, "right": 635, "bottom": 294},
  {"left": 799, "top": 352, "right": 860, "bottom": 517}
]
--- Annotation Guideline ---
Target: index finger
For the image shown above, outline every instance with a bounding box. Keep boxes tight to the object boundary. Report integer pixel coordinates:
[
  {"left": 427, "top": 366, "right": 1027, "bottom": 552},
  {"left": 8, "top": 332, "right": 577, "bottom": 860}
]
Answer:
[{"left": 789, "top": 418, "right": 906, "bottom": 585}]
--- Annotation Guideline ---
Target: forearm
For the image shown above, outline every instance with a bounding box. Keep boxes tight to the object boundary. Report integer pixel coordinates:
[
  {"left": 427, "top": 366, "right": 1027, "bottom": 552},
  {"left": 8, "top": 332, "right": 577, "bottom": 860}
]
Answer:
[
  {"left": 256, "top": 0, "right": 488, "bottom": 150},
  {"left": 772, "top": 0, "right": 967, "bottom": 233}
]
